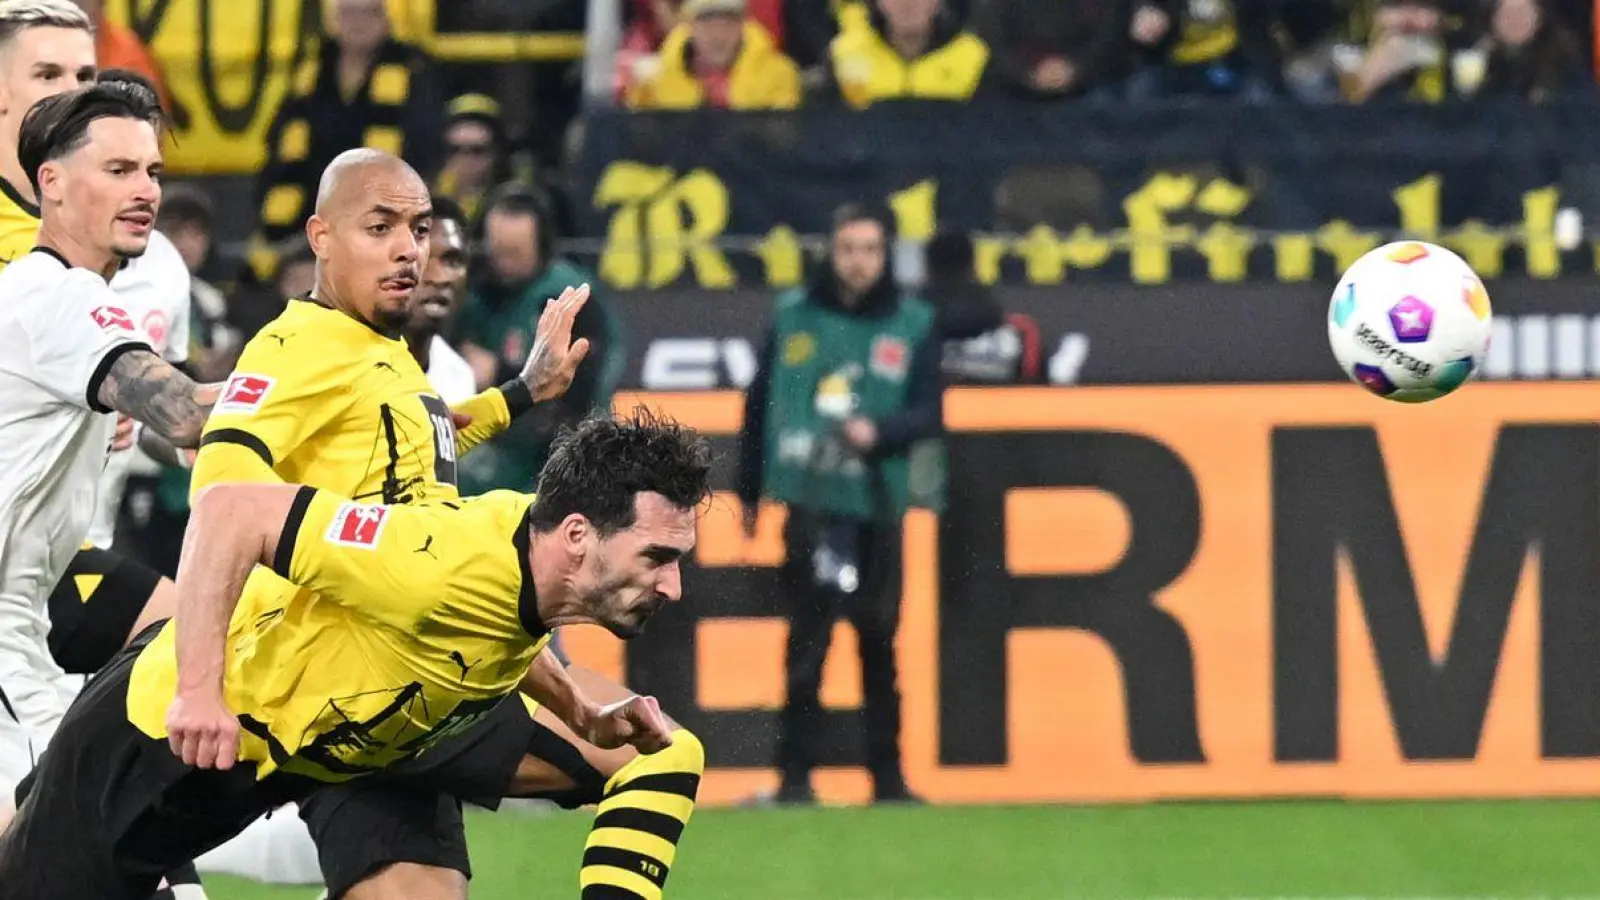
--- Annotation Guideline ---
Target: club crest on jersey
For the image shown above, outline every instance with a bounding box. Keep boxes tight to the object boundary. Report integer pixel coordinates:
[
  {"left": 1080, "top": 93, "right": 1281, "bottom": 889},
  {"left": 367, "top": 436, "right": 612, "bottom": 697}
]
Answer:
[
  {"left": 90, "top": 305, "right": 135, "bottom": 334},
  {"left": 141, "top": 310, "right": 169, "bottom": 348},
  {"left": 216, "top": 374, "right": 275, "bottom": 415},
  {"left": 327, "top": 503, "right": 390, "bottom": 549}
]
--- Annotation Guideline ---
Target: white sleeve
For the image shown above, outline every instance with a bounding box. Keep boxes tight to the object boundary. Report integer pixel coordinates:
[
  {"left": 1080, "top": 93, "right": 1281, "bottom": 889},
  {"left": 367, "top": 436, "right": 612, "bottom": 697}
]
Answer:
[
  {"left": 155, "top": 232, "right": 191, "bottom": 364},
  {"left": 24, "top": 270, "right": 153, "bottom": 412},
  {"left": 164, "top": 278, "right": 192, "bottom": 366}
]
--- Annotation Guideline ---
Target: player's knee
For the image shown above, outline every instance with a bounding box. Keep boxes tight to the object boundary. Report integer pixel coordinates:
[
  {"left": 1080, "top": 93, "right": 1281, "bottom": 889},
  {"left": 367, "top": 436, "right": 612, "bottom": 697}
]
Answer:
[{"left": 343, "top": 862, "right": 466, "bottom": 900}]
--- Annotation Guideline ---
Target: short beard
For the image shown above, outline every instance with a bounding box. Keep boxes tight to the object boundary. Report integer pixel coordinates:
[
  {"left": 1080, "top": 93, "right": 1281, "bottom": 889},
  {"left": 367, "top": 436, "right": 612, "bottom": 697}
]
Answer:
[{"left": 370, "top": 304, "right": 410, "bottom": 337}]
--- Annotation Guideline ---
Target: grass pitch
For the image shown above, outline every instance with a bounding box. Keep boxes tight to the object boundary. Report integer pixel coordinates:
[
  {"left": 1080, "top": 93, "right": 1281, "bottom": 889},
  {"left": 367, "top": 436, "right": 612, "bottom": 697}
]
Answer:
[{"left": 207, "top": 799, "right": 1600, "bottom": 899}]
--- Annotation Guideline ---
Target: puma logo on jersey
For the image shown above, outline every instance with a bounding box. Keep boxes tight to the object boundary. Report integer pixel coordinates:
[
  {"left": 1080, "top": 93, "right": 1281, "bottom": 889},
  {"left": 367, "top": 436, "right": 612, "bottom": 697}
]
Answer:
[
  {"left": 415, "top": 535, "right": 436, "bottom": 558},
  {"left": 326, "top": 503, "right": 390, "bottom": 549},
  {"left": 216, "top": 373, "right": 276, "bottom": 415},
  {"left": 448, "top": 650, "right": 479, "bottom": 681}
]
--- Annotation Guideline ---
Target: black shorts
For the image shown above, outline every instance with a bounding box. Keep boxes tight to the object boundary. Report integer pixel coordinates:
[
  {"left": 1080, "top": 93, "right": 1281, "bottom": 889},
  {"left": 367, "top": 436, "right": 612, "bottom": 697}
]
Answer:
[
  {"left": 46, "top": 545, "right": 163, "bottom": 674},
  {"left": 0, "top": 624, "right": 316, "bottom": 900},
  {"left": 299, "top": 694, "right": 607, "bottom": 899}
]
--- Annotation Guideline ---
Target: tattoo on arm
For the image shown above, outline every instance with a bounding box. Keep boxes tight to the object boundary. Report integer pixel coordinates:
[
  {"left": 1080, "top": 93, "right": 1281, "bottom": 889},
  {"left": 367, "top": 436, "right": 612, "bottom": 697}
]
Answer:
[{"left": 97, "top": 350, "right": 219, "bottom": 449}]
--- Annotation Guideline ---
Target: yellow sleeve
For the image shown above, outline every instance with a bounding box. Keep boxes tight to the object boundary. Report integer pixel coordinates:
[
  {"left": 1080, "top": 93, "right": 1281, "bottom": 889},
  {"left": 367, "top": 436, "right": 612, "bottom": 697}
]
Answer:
[
  {"left": 190, "top": 333, "right": 351, "bottom": 499},
  {"left": 0, "top": 209, "right": 39, "bottom": 269},
  {"left": 272, "top": 488, "right": 449, "bottom": 631},
  {"left": 451, "top": 381, "right": 531, "bottom": 456}
]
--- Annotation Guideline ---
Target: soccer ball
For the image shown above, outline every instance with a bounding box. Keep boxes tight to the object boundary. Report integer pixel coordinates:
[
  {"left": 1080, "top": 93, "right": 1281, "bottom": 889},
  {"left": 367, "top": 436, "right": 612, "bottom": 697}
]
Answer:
[{"left": 1327, "top": 240, "right": 1493, "bottom": 403}]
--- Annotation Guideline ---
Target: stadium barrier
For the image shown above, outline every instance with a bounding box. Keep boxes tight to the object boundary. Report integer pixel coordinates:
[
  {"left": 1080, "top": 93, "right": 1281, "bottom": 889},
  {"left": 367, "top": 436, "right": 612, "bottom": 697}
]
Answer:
[{"left": 559, "top": 382, "right": 1600, "bottom": 806}]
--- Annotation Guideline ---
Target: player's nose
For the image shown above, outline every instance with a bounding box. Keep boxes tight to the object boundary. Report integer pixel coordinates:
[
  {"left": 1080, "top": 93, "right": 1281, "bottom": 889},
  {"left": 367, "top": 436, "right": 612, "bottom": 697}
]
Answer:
[
  {"left": 392, "top": 230, "right": 422, "bottom": 263},
  {"left": 656, "top": 561, "right": 683, "bottom": 603},
  {"left": 131, "top": 172, "right": 160, "bottom": 205}
]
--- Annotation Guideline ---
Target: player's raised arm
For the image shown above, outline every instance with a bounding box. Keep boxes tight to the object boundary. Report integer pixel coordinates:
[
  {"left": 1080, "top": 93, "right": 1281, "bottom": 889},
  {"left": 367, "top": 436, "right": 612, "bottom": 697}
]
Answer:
[
  {"left": 96, "top": 349, "right": 219, "bottom": 449},
  {"left": 452, "top": 283, "right": 593, "bottom": 454},
  {"left": 166, "top": 482, "right": 307, "bottom": 769}
]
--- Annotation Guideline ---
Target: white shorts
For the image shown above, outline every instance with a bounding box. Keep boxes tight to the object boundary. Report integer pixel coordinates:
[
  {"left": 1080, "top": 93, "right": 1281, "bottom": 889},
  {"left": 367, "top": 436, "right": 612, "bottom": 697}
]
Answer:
[{"left": 0, "top": 667, "right": 80, "bottom": 802}]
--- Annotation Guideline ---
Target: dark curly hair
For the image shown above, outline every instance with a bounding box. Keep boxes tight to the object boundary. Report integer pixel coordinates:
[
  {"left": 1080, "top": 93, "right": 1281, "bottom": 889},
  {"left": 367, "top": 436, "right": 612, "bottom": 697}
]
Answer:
[
  {"left": 530, "top": 407, "right": 713, "bottom": 535},
  {"left": 19, "top": 69, "right": 166, "bottom": 197}
]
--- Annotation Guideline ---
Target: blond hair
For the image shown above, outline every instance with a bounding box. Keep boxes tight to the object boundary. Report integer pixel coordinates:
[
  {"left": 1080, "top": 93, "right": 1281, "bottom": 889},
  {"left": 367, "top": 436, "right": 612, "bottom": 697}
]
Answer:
[{"left": 0, "top": 0, "right": 91, "bottom": 50}]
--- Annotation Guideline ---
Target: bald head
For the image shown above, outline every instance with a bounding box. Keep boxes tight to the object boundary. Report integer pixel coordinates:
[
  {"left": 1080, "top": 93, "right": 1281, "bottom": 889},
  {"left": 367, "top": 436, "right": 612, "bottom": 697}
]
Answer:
[
  {"left": 305, "top": 148, "right": 432, "bottom": 335},
  {"left": 314, "top": 148, "right": 425, "bottom": 215}
]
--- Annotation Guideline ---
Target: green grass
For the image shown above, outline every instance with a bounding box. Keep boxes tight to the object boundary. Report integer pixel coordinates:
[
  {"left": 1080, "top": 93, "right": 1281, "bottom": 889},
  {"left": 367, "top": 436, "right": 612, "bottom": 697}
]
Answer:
[{"left": 205, "top": 800, "right": 1600, "bottom": 899}]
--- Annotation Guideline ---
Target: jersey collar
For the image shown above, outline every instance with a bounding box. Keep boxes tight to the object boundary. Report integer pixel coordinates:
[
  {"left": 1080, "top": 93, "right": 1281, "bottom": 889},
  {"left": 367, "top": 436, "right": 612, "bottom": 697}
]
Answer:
[
  {"left": 513, "top": 504, "right": 547, "bottom": 639},
  {"left": 0, "top": 176, "right": 40, "bottom": 219}
]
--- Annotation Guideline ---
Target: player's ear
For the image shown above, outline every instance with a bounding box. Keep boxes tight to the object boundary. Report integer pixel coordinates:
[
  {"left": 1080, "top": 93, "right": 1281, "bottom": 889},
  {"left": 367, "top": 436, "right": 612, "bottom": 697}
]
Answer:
[
  {"left": 560, "top": 514, "right": 591, "bottom": 556},
  {"left": 305, "top": 214, "right": 329, "bottom": 257},
  {"left": 36, "top": 160, "right": 63, "bottom": 203}
]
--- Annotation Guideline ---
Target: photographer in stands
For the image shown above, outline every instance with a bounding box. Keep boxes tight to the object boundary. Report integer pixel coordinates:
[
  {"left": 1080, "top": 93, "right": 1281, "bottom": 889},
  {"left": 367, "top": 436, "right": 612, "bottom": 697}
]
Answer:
[{"left": 739, "top": 202, "right": 945, "bottom": 805}]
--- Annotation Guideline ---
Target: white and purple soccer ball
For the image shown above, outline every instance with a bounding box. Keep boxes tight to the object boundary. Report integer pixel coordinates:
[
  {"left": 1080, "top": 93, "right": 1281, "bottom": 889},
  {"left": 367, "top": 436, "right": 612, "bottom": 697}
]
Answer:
[{"left": 1327, "top": 240, "right": 1494, "bottom": 403}]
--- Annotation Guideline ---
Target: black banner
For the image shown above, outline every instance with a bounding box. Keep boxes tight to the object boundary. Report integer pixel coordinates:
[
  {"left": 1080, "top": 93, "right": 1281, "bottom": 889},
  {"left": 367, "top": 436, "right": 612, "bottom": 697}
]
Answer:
[
  {"left": 574, "top": 99, "right": 1600, "bottom": 288},
  {"left": 611, "top": 278, "right": 1600, "bottom": 389}
]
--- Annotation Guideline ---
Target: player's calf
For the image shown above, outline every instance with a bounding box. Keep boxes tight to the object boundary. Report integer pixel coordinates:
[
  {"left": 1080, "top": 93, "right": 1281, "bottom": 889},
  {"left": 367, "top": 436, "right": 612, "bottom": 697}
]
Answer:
[
  {"left": 580, "top": 728, "right": 704, "bottom": 900},
  {"left": 532, "top": 667, "right": 704, "bottom": 900}
]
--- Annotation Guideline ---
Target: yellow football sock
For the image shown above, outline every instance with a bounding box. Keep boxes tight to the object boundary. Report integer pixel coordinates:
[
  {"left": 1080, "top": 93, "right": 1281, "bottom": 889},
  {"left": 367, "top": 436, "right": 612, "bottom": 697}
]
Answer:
[{"left": 579, "top": 728, "right": 704, "bottom": 900}]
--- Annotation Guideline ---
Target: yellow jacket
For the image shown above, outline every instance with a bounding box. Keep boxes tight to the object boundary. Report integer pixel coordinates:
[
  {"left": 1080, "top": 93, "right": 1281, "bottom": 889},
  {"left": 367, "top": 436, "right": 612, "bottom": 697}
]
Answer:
[
  {"left": 626, "top": 22, "right": 801, "bottom": 111},
  {"left": 828, "top": 2, "right": 989, "bottom": 109}
]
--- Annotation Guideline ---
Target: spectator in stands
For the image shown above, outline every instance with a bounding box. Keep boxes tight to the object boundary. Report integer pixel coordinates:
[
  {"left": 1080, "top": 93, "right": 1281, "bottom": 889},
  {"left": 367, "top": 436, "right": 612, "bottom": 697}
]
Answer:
[
  {"left": 739, "top": 202, "right": 943, "bottom": 806},
  {"left": 434, "top": 94, "right": 514, "bottom": 222},
  {"left": 1125, "top": 0, "right": 1282, "bottom": 98},
  {"left": 455, "top": 185, "right": 625, "bottom": 495},
  {"left": 1470, "top": 0, "right": 1589, "bottom": 100},
  {"left": 155, "top": 184, "right": 238, "bottom": 382},
  {"left": 245, "top": 0, "right": 446, "bottom": 283},
  {"left": 623, "top": 0, "right": 802, "bottom": 110},
  {"left": 624, "top": 0, "right": 788, "bottom": 50},
  {"left": 820, "top": 0, "right": 990, "bottom": 108},
  {"left": 922, "top": 230, "right": 1042, "bottom": 384},
  {"left": 72, "top": 0, "right": 171, "bottom": 111},
  {"left": 276, "top": 238, "right": 318, "bottom": 302},
  {"left": 1347, "top": 0, "right": 1468, "bottom": 102},
  {"left": 972, "top": 0, "right": 1123, "bottom": 101},
  {"left": 923, "top": 229, "right": 1002, "bottom": 343}
]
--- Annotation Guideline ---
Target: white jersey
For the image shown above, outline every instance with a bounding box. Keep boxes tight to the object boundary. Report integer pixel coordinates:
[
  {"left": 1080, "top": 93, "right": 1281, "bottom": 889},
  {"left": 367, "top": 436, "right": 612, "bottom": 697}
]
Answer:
[
  {"left": 85, "top": 230, "right": 192, "bottom": 548},
  {"left": 0, "top": 249, "right": 149, "bottom": 789},
  {"left": 426, "top": 335, "right": 478, "bottom": 403}
]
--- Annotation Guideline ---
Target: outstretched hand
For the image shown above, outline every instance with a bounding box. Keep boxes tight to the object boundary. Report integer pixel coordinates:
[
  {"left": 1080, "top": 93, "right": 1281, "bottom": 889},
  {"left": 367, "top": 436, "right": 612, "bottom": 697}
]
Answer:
[
  {"left": 584, "top": 694, "right": 674, "bottom": 754},
  {"left": 521, "top": 284, "right": 594, "bottom": 403}
]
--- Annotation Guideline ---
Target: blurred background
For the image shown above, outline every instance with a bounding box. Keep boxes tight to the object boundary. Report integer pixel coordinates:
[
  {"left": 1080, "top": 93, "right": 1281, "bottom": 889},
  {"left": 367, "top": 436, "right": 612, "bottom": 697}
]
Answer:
[{"left": 95, "top": 0, "right": 1600, "bottom": 896}]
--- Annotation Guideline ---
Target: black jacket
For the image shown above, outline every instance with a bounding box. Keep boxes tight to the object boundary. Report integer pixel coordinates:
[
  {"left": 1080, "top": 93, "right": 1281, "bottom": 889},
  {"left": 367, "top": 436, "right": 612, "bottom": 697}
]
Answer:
[{"left": 974, "top": 0, "right": 1133, "bottom": 96}]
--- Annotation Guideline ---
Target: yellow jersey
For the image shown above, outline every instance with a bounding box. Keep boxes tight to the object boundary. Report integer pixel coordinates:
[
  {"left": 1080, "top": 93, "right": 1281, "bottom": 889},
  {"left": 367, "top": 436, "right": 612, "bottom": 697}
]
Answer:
[
  {"left": 191, "top": 296, "right": 528, "bottom": 502},
  {"left": 0, "top": 177, "right": 41, "bottom": 270},
  {"left": 126, "top": 487, "right": 553, "bottom": 781}
]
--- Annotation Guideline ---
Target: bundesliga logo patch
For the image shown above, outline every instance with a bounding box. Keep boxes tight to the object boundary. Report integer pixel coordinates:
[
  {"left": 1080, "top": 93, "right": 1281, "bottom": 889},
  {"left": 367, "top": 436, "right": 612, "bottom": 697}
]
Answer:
[
  {"left": 90, "top": 305, "right": 134, "bottom": 334},
  {"left": 326, "top": 503, "right": 390, "bottom": 549},
  {"left": 870, "top": 336, "right": 909, "bottom": 381},
  {"left": 216, "top": 373, "right": 275, "bottom": 415}
]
